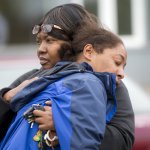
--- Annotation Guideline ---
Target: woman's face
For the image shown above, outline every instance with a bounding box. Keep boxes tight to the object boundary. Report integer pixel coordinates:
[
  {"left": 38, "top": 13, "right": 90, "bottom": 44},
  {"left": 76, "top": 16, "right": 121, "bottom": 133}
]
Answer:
[
  {"left": 92, "top": 44, "right": 127, "bottom": 84},
  {"left": 36, "top": 32, "right": 66, "bottom": 69}
]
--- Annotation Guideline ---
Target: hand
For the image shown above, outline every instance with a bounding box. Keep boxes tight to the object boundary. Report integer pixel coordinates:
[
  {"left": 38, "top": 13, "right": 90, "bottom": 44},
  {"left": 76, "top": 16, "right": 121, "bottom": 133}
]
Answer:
[
  {"left": 33, "top": 101, "right": 55, "bottom": 131},
  {"left": 3, "top": 77, "right": 39, "bottom": 103}
]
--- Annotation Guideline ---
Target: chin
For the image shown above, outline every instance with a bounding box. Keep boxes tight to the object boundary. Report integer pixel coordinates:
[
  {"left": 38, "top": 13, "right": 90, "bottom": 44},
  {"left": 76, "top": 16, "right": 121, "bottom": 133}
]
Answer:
[
  {"left": 116, "top": 80, "right": 121, "bottom": 85},
  {"left": 41, "top": 65, "right": 52, "bottom": 70}
]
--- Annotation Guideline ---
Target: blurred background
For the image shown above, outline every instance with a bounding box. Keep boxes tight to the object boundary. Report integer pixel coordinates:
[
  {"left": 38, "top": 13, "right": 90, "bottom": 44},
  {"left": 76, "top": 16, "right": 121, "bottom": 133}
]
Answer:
[{"left": 0, "top": 0, "right": 150, "bottom": 149}]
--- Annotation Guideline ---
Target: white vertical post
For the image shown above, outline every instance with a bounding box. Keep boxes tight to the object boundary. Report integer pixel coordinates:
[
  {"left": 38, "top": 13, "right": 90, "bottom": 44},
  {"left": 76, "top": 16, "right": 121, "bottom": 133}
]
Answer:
[{"left": 98, "top": 0, "right": 118, "bottom": 32}]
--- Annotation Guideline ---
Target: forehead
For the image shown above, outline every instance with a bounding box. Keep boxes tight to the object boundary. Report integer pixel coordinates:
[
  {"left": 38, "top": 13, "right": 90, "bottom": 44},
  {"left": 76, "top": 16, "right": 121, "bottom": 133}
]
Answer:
[
  {"left": 114, "top": 44, "right": 127, "bottom": 59},
  {"left": 36, "top": 31, "right": 69, "bottom": 47},
  {"left": 104, "top": 44, "right": 127, "bottom": 61},
  {"left": 37, "top": 31, "right": 56, "bottom": 39}
]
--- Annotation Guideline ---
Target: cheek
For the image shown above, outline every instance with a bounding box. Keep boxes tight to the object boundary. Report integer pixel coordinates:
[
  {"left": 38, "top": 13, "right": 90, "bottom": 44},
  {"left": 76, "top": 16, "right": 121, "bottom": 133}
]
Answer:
[
  {"left": 47, "top": 45, "right": 61, "bottom": 59},
  {"left": 107, "top": 67, "right": 116, "bottom": 74},
  {"left": 101, "top": 63, "right": 116, "bottom": 73},
  {"left": 37, "top": 45, "right": 41, "bottom": 55}
]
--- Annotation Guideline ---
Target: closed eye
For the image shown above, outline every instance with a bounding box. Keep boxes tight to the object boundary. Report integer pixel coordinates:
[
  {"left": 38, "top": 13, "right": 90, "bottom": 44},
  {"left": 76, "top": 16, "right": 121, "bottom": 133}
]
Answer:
[{"left": 115, "top": 60, "right": 122, "bottom": 66}]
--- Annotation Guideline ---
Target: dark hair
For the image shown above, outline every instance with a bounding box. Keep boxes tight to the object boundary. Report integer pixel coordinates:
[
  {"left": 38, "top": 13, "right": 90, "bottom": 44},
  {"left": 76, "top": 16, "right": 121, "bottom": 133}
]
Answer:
[
  {"left": 36, "top": 3, "right": 100, "bottom": 61},
  {"left": 39, "top": 3, "right": 99, "bottom": 41},
  {"left": 57, "top": 41, "right": 73, "bottom": 61},
  {"left": 71, "top": 23, "right": 124, "bottom": 60}
]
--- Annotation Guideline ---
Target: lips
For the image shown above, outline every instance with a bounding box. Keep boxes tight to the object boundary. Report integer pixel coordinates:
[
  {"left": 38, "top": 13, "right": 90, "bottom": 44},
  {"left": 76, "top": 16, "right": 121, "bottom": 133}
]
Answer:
[{"left": 39, "top": 57, "right": 48, "bottom": 65}]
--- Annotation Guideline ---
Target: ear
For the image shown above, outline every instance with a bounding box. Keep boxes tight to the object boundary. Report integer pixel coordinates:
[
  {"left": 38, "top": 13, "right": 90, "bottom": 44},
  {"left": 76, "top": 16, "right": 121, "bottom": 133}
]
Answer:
[{"left": 83, "top": 44, "right": 95, "bottom": 61}]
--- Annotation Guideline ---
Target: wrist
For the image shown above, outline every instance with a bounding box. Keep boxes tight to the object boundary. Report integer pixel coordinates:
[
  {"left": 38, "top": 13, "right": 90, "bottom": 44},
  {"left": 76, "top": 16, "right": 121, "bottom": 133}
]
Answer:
[
  {"left": 3, "top": 88, "right": 17, "bottom": 103},
  {"left": 44, "top": 130, "right": 58, "bottom": 147}
]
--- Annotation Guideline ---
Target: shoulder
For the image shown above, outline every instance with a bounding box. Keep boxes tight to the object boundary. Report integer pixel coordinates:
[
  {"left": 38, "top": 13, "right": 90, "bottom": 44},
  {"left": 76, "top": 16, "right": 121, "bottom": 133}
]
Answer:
[
  {"left": 63, "top": 72, "right": 103, "bottom": 86},
  {"left": 44, "top": 72, "right": 106, "bottom": 96},
  {"left": 63, "top": 72, "right": 102, "bottom": 83},
  {"left": 53, "top": 72, "right": 105, "bottom": 95}
]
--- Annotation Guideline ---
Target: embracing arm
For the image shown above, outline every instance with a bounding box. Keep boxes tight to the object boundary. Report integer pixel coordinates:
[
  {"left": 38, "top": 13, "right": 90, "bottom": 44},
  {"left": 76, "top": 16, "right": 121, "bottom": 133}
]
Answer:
[
  {"left": 100, "top": 81, "right": 135, "bottom": 150},
  {"left": 0, "top": 69, "right": 39, "bottom": 102},
  {"left": 0, "top": 69, "right": 38, "bottom": 140}
]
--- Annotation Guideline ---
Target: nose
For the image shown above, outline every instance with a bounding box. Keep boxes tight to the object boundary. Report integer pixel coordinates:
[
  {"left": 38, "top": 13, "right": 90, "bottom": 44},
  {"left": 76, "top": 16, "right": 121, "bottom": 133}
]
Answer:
[
  {"left": 117, "top": 68, "right": 125, "bottom": 80},
  {"left": 38, "top": 41, "right": 47, "bottom": 54}
]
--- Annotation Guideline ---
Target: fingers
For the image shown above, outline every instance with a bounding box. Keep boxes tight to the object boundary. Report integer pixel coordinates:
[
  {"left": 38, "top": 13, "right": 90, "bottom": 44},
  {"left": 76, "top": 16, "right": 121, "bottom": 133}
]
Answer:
[
  {"left": 33, "top": 106, "right": 51, "bottom": 117},
  {"left": 38, "top": 124, "right": 48, "bottom": 131},
  {"left": 44, "top": 106, "right": 51, "bottom": 111},
  {"left": 33, "top": 110, "right": 44, "bottom": 117},
  {"left": 33, "top": 101, "right": 54, "bottom": 131},
  {"left": 45, "top": 100, "right": 52, "bottom": 106},
  {"left": 33, "top": 108, "right": 51, "bottom": 117},
  {"left": 38, "top": 123, "right": 55, "bottom": 131},
  {"left": 33, "top": 107, "right": 55, "bottom": 131}
]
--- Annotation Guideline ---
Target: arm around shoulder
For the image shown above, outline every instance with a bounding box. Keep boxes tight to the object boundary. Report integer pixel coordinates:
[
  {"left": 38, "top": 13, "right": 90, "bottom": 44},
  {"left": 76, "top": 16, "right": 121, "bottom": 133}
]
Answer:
[{"left": 0, "top": 69, "right": 38, "bottom": 140}]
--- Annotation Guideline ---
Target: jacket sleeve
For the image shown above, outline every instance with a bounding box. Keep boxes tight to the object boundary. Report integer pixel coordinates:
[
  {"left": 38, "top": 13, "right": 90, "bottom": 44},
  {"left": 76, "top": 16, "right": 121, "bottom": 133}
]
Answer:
[
  {"left": 100, "top": 81, "right": 135, "bottom": 150},
  {"left": 0, "top": 69, "right": 38, "bottom": 141},
  {"left": 50, "top": 74, "right": 107, "bottom": 150}
]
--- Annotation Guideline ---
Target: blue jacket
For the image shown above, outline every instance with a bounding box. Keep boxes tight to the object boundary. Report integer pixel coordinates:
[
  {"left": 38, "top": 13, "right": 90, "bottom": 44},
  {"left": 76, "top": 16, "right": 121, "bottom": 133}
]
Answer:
[{"left": 0, "top": 62, "right": 117, "bottom": 150}]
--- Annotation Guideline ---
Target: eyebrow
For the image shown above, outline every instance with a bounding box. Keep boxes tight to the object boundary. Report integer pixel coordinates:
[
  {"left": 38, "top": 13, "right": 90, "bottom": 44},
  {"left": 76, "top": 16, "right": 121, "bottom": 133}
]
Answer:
[{"left": 36, "top": 34, "right": 48, "bottom": 39}]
